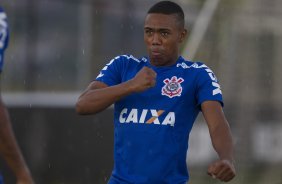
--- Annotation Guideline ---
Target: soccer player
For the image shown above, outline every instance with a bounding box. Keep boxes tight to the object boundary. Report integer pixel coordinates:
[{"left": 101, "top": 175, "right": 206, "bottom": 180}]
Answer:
[
  {"left": 76, "top": 1, "right": 236, "bottom": 183},
  {"left": 0, "top": 6, "right": 34, "bottom": 184}
]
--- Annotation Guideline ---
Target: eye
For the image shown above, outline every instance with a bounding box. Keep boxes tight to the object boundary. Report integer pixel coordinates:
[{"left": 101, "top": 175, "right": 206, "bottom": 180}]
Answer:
[
  {"left": 161, "top": 31, "right": 169, "bottom": 37},
  {"left": 145, "top": 29, "right": 153, "bottom": 36}
]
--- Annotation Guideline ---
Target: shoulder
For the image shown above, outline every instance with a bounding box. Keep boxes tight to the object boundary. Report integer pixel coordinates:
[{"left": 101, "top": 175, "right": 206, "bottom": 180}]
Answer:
[
  {"left": 0, "top": 7, "right": 9, "bottom": 46},
  {"left": 0, "top": 7, "right": 9, "bottom": 72},
  {"left": 178, "top": 57, "right": 218, "bottom": 83},
  {"left": 116, "top": 55, "right": 145, "bottom": 63},
  {"left": 0, "top": 7, "right": 7, "bottom": 23},
  {"left": 177, "top": 57, "right": 211, "bottom": 72},
  {"left": 100, "top": 55, "right": 146, "bottom": 74},
  {"left": 108, "top": 54, "right": 146, "bottom": 66}
]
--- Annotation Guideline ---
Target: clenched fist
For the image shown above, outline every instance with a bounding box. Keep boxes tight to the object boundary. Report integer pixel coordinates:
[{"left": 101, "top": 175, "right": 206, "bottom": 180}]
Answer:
[
  {"left": 207, "top": 159, "right": 236, "bottom": 182},
  {"left": 128, "top": 66, "right": 157, "bottom": 92}
]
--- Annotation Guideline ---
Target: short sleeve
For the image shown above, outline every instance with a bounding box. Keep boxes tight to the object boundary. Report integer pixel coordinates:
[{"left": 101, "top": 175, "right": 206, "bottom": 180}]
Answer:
[
  {"left": 0, "top": 8, "right": 9, "bottom": 72},
  {"left": 95, "top": 56, "right": 124, "bottom": 86},
  {"left": 196, "top": 64, "right": 224, "bottom": 107}
]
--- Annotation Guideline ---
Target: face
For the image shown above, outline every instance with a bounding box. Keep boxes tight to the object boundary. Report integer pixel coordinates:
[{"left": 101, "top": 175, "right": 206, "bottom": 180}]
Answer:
[{"left": 144, "top": 13, "right": 187, "bottom": 67}]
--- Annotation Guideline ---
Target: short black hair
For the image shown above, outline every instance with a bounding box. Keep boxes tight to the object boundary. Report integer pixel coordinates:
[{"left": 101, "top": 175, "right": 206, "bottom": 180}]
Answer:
[{"left": 147, "top": 1, "right": 185, "bottom": 27}]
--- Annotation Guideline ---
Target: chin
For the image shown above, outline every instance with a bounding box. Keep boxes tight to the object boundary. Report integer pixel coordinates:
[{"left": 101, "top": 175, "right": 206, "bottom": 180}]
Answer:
[{"left": 150, "top": 57, "right": 165, "bottom": 66}]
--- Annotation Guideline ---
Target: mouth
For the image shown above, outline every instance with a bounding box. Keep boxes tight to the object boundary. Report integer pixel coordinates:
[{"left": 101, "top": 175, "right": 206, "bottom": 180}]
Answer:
[{"left": 150, "top": 49, "right": 162, "bottom": 57}]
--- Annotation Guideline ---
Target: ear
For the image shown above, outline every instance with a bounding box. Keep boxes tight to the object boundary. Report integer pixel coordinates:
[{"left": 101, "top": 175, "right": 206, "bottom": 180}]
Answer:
[{"left": 179, "top": 29, "right": 187, "bottom": 43}]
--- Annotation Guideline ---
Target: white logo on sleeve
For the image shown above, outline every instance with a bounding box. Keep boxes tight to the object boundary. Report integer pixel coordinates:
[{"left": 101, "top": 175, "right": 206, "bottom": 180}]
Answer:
[
  {"left": 96, "top": 72, "right": 104, "bottom": 79},
  {"left": 0, "top": 12, "right": 8, "bottom": 49},
  {"left": 204, "top": 67, "right": 222, "bottom": 95}
]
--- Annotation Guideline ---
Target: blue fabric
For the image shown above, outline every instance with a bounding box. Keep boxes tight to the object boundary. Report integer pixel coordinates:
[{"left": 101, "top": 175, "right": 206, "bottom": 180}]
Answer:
[
  {"left": 0, "top": 6, "right": 9, "bottom": 72},
  {"left": 96, "top": 55, "right": 223, "bottom": 184},
  {"left": 0, "top": 174, "right": 4, "bottom": 184}
]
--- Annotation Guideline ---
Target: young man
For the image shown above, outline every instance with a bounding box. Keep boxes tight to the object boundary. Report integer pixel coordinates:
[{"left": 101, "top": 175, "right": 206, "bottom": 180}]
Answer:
[
  {"left": 76, "top": 1, "right": 236, "bottom": 183},
  {"left": 0, "top": 6, "right": 34, "bottom": 184}
]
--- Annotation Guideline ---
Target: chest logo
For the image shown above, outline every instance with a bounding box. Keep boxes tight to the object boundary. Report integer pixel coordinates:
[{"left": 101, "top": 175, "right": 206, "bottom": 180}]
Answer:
[{"left": 161, "top": 76, "right": 184, "bottom": 98}]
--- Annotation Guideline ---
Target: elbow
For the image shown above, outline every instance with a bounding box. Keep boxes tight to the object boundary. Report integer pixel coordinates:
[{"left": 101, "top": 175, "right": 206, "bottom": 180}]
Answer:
[
  {"left": 75, "top": 98, "right": 100, "bottom": 115},
  {"left": 75, "top": 100, "right": 89, "bottom": 115}
]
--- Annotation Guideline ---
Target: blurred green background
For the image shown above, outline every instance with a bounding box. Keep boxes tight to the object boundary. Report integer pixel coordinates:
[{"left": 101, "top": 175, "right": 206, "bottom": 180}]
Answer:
[{"left": 1, "top": 0, "right": 282, "bottom": 183}]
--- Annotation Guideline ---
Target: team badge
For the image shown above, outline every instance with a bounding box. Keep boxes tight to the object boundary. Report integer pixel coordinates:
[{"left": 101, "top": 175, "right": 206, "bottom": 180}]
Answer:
[{"left": 161, "top": 76, "right": 184, "bottom": 98}]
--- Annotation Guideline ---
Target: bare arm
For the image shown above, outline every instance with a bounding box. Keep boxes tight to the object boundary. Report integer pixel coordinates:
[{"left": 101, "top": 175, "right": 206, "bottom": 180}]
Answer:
[
  {"left": 76, "top": 66, "right": 156, "bottom": 115},
  {"left": 201, "top": 101, "right": 236, "bottom": 182},
  {"left": 0, "top": 97, "right": 34, "bottom": 184},
  {"left": 0, "top": 10, "right": 33, "bottom": 183}
]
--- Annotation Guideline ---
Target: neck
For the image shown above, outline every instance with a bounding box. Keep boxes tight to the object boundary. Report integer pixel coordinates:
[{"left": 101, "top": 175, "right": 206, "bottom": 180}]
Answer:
[{"left": 149, "top": 55, "right": 180, "bottom": 67}]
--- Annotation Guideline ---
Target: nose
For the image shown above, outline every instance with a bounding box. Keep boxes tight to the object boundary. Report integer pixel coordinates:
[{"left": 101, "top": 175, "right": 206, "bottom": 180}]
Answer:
[{"left": 152, "top": 33, "right": 161, "bottom": 45}]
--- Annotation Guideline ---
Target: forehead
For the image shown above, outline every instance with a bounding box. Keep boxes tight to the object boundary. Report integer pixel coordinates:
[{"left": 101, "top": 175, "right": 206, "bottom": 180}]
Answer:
[{"left": 144, "top": 13, "right": 180, "bottom": 30}]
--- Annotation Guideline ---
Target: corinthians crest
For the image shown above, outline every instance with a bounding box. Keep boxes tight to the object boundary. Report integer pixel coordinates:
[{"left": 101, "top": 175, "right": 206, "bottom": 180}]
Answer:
[{"left": 161, "top": 76, "right": 184, "bottom": 98}]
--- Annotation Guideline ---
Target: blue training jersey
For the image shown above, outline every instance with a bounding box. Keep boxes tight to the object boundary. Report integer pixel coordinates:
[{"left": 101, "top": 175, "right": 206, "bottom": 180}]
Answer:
[
  {"left": 0, "top": 6, "right": 9, "bottom": 73},
  {"left": 96, "top": 55, "right": 223, "bottom": 184}
]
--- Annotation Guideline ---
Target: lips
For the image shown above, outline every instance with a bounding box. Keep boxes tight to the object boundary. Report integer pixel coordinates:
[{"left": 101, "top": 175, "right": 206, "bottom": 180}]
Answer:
[
  {"left": 152, "top": 51, "right": 161, "bottom": 57},
  {"left": 151, "top": 49, "right": 162, "bottom": 57}
]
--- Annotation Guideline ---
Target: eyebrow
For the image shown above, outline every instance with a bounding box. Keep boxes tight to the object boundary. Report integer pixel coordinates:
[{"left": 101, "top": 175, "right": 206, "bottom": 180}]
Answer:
[{"left": 144, "top": 27, "right": 171, "bottom": 32}]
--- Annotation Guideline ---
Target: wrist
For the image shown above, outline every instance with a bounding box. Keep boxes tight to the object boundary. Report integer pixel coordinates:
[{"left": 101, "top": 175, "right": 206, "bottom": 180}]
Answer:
[
  {"left": 124, "top": 79, "right": 137, "bottom": 93},
  {"left": 220, "top": 158, "right": 235, "bottom": 165}
]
